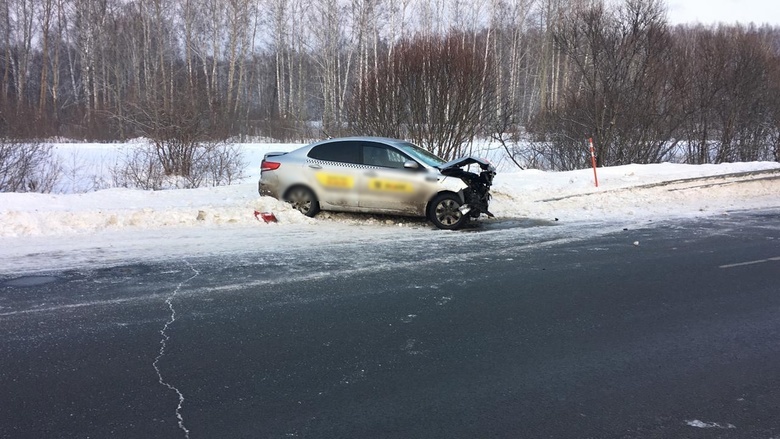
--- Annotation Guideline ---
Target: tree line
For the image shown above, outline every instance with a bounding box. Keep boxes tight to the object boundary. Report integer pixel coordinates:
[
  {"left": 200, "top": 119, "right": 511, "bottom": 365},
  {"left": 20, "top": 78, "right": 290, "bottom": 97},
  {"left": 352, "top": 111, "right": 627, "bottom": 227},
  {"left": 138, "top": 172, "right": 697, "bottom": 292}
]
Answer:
[{"left": 1, "top": 0, "right": 779, "bottom": 169}]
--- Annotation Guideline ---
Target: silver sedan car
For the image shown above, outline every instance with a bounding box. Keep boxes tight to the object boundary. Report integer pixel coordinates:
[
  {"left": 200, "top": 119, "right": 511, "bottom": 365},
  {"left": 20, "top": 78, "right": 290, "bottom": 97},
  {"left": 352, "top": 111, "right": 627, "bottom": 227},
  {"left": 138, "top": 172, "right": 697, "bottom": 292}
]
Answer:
[{"left": 258, "top": 137, "right": 495, "bottom": 229}]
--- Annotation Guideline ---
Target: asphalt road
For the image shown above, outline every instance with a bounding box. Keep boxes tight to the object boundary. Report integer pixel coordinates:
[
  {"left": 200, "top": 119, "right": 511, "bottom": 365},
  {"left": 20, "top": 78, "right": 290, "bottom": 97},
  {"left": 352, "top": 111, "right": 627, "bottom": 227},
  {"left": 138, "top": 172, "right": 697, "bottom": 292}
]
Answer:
[{"left": 1, "top": 210, "right": 780, "bottom": 438}]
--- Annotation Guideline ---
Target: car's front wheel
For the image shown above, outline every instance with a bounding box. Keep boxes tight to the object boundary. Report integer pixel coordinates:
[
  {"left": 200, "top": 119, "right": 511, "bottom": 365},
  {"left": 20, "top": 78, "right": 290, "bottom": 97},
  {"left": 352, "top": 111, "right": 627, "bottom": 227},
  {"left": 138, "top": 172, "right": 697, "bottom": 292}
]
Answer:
[
  {"left": 285, "top": 186, "right": 320, "bottom": 217},
  {"left": 428, "top": 193, "right": 468, "bottom": 230}
]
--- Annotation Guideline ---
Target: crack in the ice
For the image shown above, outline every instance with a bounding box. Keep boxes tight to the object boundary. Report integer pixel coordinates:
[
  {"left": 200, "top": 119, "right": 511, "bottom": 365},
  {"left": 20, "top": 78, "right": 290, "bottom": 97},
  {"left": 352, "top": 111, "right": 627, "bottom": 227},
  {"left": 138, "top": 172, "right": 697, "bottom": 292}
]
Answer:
[{"left": 153, "top": 261, "right": 200, "bottom": 438}]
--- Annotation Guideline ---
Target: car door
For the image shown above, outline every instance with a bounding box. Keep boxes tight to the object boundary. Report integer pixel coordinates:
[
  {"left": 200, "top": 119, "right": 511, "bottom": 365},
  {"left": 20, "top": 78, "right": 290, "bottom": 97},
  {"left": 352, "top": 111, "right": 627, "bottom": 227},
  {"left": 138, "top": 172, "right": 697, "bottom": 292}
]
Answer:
[
  {"left": 304, "top": 141, "right": 362, "bottom": 210},
  {"left": 358, "top": 142, "right": 433, "bottom": 215}
]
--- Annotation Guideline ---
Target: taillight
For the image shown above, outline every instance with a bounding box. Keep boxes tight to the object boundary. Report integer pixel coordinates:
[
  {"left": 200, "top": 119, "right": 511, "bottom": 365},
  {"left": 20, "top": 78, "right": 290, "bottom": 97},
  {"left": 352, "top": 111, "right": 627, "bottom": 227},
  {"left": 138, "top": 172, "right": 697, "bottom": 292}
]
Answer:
[{"left": 261, "top": 160, "right": 281, "bottom": 171}]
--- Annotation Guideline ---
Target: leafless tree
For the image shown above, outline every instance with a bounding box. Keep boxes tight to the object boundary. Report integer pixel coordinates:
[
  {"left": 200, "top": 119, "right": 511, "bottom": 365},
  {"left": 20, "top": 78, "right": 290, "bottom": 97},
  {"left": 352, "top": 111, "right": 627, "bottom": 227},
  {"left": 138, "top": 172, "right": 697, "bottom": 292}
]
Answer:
[
  {"left": 351, "top": 32, "right": 495, "bottom": 160},
  {"left": 0, "top": 0, "right": 776, "bottom": 169},
  {"left": 0, "top": 140, "right": 61, "bottom": 192},
  {"left": 674, "top": 24, "right": 780, "bottom": 163},
  {"left": 533, "top": 0, "right": 681, "bottom": 169}
]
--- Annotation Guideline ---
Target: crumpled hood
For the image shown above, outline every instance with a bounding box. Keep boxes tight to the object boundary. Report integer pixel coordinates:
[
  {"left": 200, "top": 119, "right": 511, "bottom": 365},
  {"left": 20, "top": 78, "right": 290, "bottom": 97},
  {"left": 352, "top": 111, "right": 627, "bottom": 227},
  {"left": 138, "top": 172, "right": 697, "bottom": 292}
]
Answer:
[{"left": 438, "top": 156, "right": 495, "bottom": 172}]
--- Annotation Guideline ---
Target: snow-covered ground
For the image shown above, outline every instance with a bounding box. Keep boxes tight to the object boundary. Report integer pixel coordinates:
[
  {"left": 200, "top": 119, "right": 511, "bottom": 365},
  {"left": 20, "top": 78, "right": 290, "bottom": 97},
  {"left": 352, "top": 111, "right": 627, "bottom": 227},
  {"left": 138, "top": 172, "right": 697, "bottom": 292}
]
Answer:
[{"left": 1, "top": 142, "right": 779, "bottom": 275}]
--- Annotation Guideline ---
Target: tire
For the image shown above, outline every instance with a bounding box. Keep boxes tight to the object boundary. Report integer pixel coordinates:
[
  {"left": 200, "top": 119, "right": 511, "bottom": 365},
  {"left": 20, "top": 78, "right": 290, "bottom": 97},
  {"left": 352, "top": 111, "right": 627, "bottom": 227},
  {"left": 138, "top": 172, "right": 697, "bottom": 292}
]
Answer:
[
  {"left": 428, "top": 193, "right": 468, "bottom": 230},
  {"left": 285, "top": 186, "right": 320, "bottom": 217}
]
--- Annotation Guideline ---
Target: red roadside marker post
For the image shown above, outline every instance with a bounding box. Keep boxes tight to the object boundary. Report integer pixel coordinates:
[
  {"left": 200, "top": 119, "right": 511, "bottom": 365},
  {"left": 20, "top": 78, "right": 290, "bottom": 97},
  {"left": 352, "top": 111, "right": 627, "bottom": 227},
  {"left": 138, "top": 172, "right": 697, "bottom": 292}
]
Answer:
[{"left": 589, "top": 138, "right": 599, "bottom": 188}]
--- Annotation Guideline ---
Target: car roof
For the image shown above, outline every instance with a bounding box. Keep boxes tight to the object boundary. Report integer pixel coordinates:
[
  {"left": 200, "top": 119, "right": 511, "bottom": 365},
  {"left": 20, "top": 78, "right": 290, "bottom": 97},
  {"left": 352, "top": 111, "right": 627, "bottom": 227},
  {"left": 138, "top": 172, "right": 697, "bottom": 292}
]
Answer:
[{"left": 310, "top": 136, "right": 411, "bottom": 148}]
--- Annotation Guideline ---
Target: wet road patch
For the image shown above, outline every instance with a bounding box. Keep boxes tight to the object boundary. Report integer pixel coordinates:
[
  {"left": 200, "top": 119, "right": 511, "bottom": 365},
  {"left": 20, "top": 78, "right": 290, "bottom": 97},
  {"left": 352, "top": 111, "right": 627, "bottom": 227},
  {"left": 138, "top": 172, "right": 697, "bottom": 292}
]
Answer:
[
  {"left": 2, "top": 275, "right": 60, "bottom": 287},
  {"left": 462, "top": 217, "right": 559, "bottom": 232}
]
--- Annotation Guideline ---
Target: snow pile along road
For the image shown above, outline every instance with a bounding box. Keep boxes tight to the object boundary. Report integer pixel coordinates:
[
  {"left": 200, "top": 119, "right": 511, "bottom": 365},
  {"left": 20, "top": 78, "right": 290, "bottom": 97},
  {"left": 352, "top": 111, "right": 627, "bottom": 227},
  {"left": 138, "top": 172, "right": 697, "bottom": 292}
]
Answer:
[
  {"left": 492, "top": 162, "right": 780, "bottom": 222},
  {"left": 0, "top": 158, "right": 779, "bottom": 274},
  {"left": 2, "top": 161, "right": 779, "bottom": 238},
  {"left": 0, "top": 187, "right": 312, "bottom": 238}
]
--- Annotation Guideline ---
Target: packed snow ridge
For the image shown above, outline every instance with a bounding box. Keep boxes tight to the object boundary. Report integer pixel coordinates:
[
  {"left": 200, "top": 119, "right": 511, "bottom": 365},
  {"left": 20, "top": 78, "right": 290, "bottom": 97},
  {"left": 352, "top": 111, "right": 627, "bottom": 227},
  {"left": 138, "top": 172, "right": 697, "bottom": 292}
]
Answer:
[
  {"left": 0, "top": 142, "right": 779, "bottom": 274},
  {"left": 2, "top": 161, "right": 778, "bottom": 238}
]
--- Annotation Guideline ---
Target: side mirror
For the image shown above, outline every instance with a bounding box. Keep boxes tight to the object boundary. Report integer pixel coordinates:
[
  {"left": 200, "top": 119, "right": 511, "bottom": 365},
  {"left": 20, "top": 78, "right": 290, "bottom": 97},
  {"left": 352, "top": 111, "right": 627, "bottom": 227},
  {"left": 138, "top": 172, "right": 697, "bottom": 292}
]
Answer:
[{"left": 403, "top": 160, "right": 420, "bottom": 170}]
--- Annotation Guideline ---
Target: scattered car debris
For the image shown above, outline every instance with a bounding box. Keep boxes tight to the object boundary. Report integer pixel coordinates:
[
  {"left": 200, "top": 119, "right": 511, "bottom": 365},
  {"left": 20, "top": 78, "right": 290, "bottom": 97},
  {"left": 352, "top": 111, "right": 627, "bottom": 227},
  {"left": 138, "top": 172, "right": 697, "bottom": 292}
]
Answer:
[{"left": 254, "top": 211, "right": 278, "bottom": 223}]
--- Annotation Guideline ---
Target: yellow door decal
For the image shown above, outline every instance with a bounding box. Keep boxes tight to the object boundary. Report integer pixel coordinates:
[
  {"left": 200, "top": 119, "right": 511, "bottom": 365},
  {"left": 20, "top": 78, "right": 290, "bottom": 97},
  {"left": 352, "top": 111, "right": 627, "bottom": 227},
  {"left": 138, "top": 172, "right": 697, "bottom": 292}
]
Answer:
[
  {"left": 367, "top": 178, "right": 414, "bottom": 193},
  {"left": 316, "top": 172, "right": 354, "bottom": 189}
]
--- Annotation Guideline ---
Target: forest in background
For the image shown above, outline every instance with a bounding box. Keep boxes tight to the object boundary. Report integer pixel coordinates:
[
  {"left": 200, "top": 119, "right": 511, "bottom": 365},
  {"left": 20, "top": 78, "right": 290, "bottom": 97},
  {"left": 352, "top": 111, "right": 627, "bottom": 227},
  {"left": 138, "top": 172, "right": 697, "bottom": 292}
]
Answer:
[{"left": 1, "top": 0, "right": 779, "bottom": 170}]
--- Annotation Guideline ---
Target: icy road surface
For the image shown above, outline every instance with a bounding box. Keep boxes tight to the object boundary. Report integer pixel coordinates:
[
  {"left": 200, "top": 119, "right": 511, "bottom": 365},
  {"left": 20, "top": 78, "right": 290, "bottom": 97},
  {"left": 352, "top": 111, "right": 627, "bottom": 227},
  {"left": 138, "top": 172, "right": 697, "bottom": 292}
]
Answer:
[
  {"left": 1, "top": 210, "right": 779, "bottom": 438},
  {"left": 2, "top": 153, "right": 780, "bottom": 437}
]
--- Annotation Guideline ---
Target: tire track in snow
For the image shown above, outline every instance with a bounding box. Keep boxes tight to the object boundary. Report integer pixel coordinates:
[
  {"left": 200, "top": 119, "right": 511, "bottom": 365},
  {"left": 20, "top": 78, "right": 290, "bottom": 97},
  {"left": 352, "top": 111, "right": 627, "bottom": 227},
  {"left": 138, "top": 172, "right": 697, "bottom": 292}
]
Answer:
[{"left": 152, "top": 260, "right": 200, "bottom": 438}]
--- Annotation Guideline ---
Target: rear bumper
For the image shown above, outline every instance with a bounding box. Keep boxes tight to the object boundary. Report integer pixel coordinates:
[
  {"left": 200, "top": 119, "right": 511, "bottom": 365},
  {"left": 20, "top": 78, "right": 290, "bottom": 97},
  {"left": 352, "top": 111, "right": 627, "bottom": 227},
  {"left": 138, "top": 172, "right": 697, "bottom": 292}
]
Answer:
[{"left": 258, "top": 177, "right": 279, "bottom": 198}]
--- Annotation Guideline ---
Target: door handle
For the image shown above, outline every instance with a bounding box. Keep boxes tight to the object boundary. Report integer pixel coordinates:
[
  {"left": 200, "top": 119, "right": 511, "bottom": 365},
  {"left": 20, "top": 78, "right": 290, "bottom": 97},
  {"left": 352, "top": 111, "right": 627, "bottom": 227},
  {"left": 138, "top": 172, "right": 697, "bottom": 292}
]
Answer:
[
  {"left": 308, "top": 163, "right": 322, "bottom": 169},
  {"left": 365, "top": 171, "right": 378, "bottom": 177}
]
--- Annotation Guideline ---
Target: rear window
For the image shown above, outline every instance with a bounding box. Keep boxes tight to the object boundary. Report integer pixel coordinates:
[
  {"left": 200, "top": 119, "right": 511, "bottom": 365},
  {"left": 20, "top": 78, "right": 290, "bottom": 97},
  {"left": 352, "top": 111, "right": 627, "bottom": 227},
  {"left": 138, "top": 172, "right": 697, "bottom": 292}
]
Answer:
[{"left": 308, "top": 141, "right": 361, "bottom": 164}]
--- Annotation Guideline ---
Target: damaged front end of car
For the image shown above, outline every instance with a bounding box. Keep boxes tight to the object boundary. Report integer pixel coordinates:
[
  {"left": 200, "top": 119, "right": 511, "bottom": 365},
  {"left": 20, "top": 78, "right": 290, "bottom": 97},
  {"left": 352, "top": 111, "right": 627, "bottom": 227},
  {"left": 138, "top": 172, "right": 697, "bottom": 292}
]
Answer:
[{"left": 438, "top": 157, "right": 496, "bottom": 219}]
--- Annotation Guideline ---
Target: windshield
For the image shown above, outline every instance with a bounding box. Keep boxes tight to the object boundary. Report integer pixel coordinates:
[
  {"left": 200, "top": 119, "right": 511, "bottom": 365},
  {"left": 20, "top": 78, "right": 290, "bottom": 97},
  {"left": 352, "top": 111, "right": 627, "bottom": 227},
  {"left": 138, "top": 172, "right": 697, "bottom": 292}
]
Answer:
[{"left": 394, "top": 142, "right": 446, "bottom": 168}]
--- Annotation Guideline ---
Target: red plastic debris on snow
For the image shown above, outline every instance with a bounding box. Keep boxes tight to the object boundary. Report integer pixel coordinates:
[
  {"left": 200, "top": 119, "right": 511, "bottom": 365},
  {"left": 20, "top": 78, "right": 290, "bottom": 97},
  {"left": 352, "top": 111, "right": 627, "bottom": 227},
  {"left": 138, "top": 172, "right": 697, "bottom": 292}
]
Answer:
[{"left": 254, "top": 210, "right": 278, "bottom": 223}]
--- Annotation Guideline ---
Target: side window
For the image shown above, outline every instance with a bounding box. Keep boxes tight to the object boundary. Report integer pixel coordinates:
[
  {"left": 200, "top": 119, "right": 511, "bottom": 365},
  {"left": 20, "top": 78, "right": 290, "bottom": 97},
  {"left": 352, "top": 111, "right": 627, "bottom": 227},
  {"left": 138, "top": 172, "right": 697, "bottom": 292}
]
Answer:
[
  {"left": 362, "top": 144, "right": 410, "bottom": 169},
  {"left": 308, "top": 141, "right": 360, "bottom": 164}
]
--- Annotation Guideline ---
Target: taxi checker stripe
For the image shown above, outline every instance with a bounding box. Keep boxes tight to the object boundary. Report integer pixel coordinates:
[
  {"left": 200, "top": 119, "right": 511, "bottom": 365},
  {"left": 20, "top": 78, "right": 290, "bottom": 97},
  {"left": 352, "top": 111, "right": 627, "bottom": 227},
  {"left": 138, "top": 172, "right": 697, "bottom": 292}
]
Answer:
[{"left": 307, "top": 159, "right": 372, "bottom": 169}]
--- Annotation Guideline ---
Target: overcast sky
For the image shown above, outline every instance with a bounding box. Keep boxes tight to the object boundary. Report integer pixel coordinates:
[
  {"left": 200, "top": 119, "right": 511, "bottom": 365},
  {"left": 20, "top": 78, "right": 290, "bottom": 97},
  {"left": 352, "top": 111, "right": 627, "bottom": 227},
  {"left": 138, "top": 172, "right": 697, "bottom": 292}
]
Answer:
[{"left": 666, "top": 0, "right": 780, "bottom": 26}]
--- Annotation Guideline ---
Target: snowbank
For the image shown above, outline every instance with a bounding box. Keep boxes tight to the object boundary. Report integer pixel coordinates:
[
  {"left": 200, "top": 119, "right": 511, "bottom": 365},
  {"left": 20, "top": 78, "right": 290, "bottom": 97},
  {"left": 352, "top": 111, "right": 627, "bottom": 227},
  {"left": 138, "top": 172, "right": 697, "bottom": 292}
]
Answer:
[
  {"left": 1, "top": 143, "right": 779, "bottom": 274},
  {"left": 492, "top": 161, "right": 780, "bottom": 221},
  {"left": 3, "top": 160, "right": 777, "bottom": 238}
]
